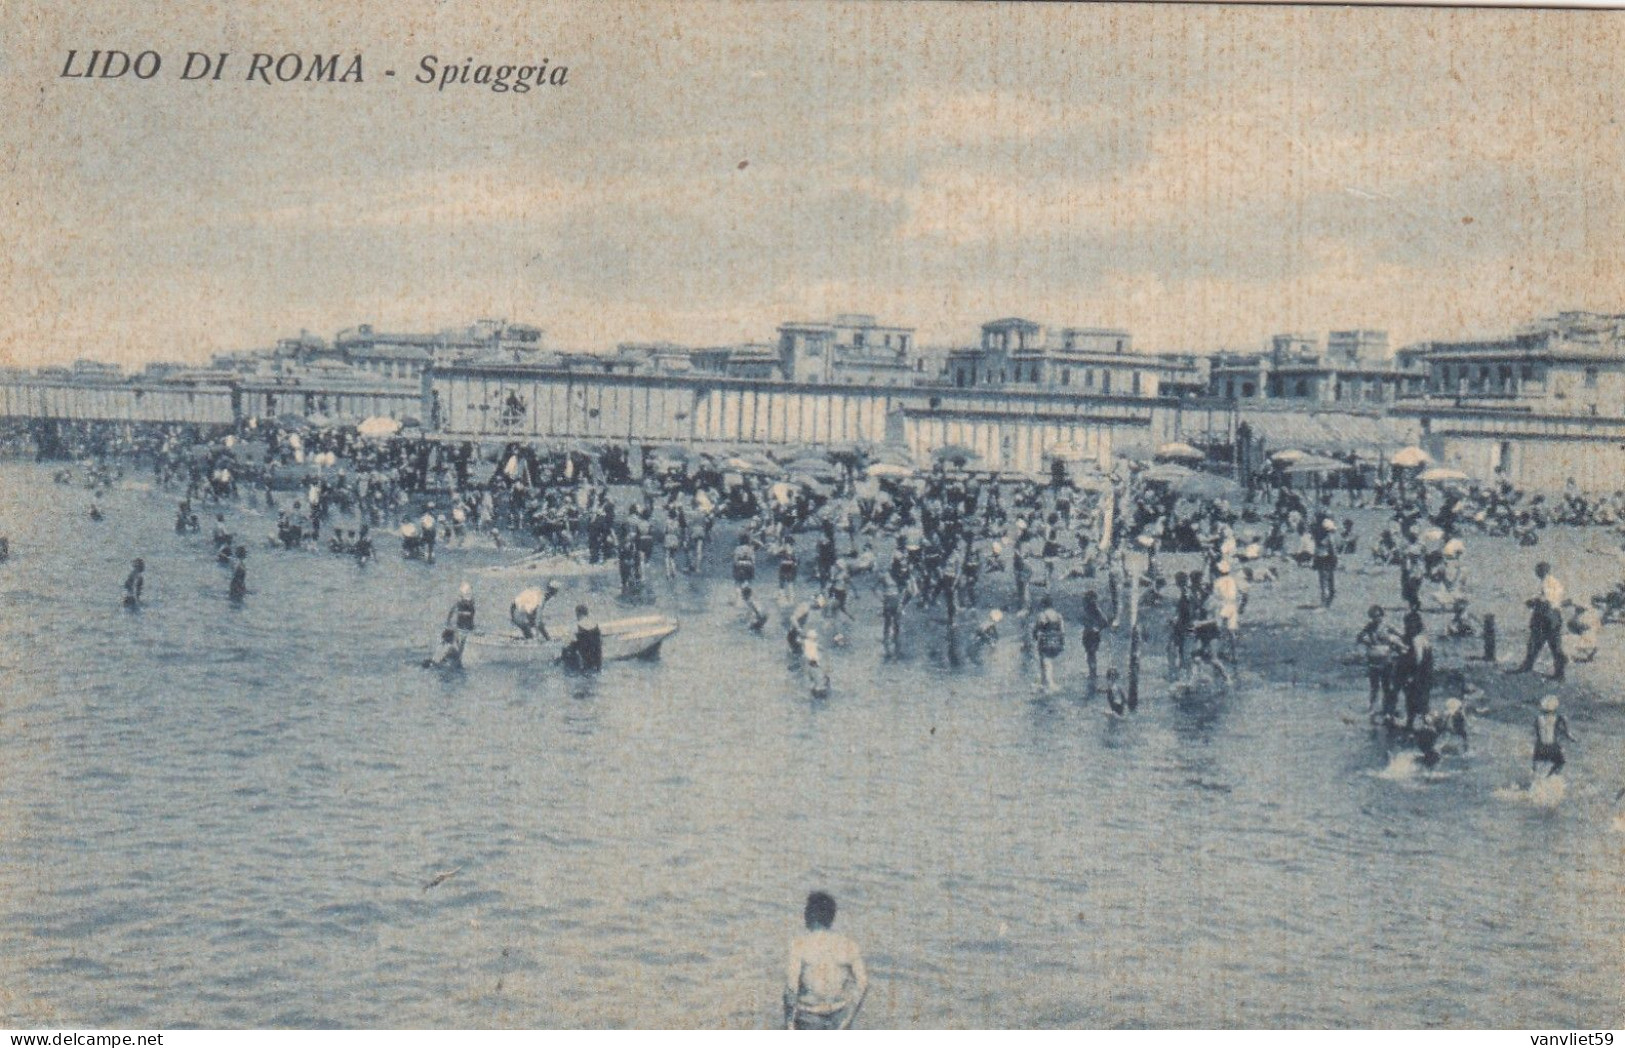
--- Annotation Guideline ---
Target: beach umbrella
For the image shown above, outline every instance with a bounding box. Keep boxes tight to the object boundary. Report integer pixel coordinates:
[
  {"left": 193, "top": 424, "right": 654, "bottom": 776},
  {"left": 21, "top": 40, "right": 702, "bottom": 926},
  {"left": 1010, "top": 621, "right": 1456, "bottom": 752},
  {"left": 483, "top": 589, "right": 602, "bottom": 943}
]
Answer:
[
  {"left": 866, "top": 462, "right": 916, "bottom": 479},
  {"left": 357, "top": 416, "right": 402, "bottom": 438},
  {"left": 1270, "top": 449, "right": 1308, "bottom": 464},
  {"left": 1154, "top": 441, "right": 1205, "bottom": 462},
  {"left": 1390, "top": 446, "right": 1431, "bottom": 468},
  {"left": 1418, "top": 466, "right": 1471, "bottom": 484}
]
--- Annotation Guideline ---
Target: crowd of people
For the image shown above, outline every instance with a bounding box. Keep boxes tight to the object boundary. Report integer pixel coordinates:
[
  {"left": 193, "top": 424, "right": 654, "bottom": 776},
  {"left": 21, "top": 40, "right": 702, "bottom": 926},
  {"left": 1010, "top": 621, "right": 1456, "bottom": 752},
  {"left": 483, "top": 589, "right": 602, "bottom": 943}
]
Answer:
[
  {"left": 19, "top": 418, "right": 1616, "bottom": 808},
  {"left": 7, "top": 415, "right": 1624, "bottom": 1027}
]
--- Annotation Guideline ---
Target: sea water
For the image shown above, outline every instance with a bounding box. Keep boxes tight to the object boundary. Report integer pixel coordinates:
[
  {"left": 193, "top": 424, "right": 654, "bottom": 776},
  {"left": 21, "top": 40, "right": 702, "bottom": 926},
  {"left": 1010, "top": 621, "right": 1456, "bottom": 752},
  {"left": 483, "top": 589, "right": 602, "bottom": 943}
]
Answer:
[{"left": 0, "top": 463, "right": 1620, "bottom": 1028}]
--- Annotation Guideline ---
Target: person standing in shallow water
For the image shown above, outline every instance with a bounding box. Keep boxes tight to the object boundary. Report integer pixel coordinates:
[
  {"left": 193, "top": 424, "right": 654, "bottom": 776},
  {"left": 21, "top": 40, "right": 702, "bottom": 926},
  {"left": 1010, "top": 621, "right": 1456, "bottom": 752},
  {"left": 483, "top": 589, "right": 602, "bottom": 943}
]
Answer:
[
  {"left": 1512, "top": 561, "right": 1567, "bottom": 681},
  {"left": 1313, "top": 518, "right": 1338, "bottom": 608},
  {"left": 562, "top": 603, "right": 602, "bottom": 672},
  {"left": 446, "top": 582, "right": 476, "bottom": 640},
  {"left": 123, "top": 558, "right": 144, "bottom": 609},
  {"left": 1396, "top": 609, "right": 1434, "bottom": 730},
  {"left": 1032, "top": 594, "right": 1065, "bottom": 692},
  {"left": 1532, "top": 695, "right": 1576, "bottom": 777},
  {"left": 228, "top": 546, "right": 248, "bottom": 604},
  {"left": 1077, "top": 589, "right": 1110, "bottom": 679},
  {"left": 784, "top": 892, "right": 867, "bottom": 1030}
]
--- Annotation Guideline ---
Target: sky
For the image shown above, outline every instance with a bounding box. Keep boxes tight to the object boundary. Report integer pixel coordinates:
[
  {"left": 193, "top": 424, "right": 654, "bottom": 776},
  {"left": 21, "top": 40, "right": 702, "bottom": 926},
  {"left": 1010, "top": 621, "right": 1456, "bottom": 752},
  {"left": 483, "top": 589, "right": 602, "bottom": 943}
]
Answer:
[{"left": 1, "top": 1, "right": 1622, "bottom": 367}]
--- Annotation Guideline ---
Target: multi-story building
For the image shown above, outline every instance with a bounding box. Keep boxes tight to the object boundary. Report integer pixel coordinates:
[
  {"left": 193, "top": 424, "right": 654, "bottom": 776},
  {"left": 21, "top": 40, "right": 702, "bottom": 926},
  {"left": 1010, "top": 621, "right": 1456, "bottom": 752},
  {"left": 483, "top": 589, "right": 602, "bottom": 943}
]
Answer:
[
  {"left": 946, "top": 317, "right": 1184, "bottom": 398},
  {"left": 334, "top": 326, "right": 438, "bottom": 382},
  {"left": 615, "top": 342, "right": 694, "bottom": 375},
  {"left": 1406, "top": 311, "right": 1625, "bottom": 415},
  {"left": 1152, "top": 352, "right": 1210, "bottom": 399},
  {"left": 1208, "top": 329, "right": 1419, "bottom": 405},
  {"left": 692, "top": 344, "right": 783, "bottom": 380},
  {"left": 71, "top": 359, "right": 124, "bottom": 382},
  {"left": 1326, "top": 329, "right": 1388, "bottom": 366},
  {"left": 777, "top": 314, "right": 917, "bottom": 385}
]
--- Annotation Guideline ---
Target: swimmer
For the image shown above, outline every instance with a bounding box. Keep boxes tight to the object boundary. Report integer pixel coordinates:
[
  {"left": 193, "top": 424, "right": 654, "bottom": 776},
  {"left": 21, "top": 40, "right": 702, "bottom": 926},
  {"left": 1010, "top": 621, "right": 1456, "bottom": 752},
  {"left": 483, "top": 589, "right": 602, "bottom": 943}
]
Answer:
[
  {"left": 787, "top": 600, "right": 813, "bottom": 655},
  {"left": 1356, "top": 605, "right": 1400, "bottom": 719},
  {"left": 975, "top": 609, "right": 1004, "bottom": 646},
  {"left": 560, "top": 603, "right": 603, "bottom": 672},
  {"left": 1441, "top": 697, "right": 1470, "bottom": 752},
  {"left": 446, "top": 581, "right": 476, "bottom": 638},
  {"left": 1532, "top": 695, "right": 1576, "bottom": 777},
  {"left": 740, "top": 584, "right": 769, "bottom": 633},
  {"left": 228, "top": 547, "right": 248, "bottom": 603},
  {"left": 732, "top": 536, "right": 758, "bottom": 593},
  {"left": 879, "top": 576, "right": 903, "bottom": 657},
  {"left": 122, "top": 558, "right": 144, "bottom": 608},
  {"left": 1032, "top": 595, "right": 1065, "bottom": 692},
  {"left": 422, "top": 627, "right": 465, "bottom": 669},
  {"left": 509, "top": 579, "right": 558, "bottom": 640},
  {"left": 784, "top": 892, "right": 868, "bottom": 1030},
  {"left": 803, "top": 627, "right": 830, "bottom": 696},
  {"left": 1104, "top": 667, "right": 1127, "bottom": 715}
]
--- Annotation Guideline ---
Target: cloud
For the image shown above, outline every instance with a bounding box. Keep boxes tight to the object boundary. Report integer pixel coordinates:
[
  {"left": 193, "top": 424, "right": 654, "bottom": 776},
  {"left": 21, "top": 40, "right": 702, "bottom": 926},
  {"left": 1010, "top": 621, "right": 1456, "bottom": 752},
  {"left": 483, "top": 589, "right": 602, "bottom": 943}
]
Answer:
[{"left": 1, "top": 1, "right": 1622, "bottom": 366}]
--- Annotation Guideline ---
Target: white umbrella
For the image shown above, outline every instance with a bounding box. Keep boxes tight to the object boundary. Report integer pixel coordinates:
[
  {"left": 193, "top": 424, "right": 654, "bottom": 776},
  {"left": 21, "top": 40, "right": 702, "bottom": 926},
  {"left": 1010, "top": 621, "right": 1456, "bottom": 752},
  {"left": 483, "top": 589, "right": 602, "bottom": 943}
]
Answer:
[
  {"left": 1155, "top": 442, "right": 1205, "bottom": 462},
  {"left": 865, "top": 462, "right": 915, "bottom": 479},
  {"left": 1390, "top": 446, "right": 1431, "bottom": 468},
  {"left": 1418, "top": 467, "right": 1471, "bottom": 484},
  {"left": 357, "top": 416, "right": 402, "bottom": 438},
  {"left": 1270, "top": 449, "right": 1307, "bottom": 464}
]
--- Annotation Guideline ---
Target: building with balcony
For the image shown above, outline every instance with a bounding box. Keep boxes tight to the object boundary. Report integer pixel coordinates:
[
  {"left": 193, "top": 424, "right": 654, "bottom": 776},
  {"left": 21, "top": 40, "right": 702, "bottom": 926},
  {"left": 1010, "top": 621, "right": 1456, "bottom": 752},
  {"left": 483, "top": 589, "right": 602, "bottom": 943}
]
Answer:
[
  {"left": 777, "top": 314, "right": 916, "bottom": 385},
  {"left": 71, "top": 359, "right": 124, "bottom": 383},
  {"left": 946, "top": 318, "right": 1182, "bottom": 398},
  {"left": 1406, "top": 311, "right": 1625, "bottom": 415},
  {"left": 1208, "top": 329, "right": 1419, "bottom": 405}
]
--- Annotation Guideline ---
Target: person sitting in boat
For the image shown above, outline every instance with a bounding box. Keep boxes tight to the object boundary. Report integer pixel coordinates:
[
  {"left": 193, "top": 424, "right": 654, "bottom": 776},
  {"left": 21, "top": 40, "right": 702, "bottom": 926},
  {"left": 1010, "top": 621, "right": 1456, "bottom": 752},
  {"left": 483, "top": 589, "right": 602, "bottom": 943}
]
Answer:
[
  {"left": 510, "top": 580, "right": 559, "bottom": 640},
  {"left": 560, "top": 603, "right": 603, "bottom": 672}
]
